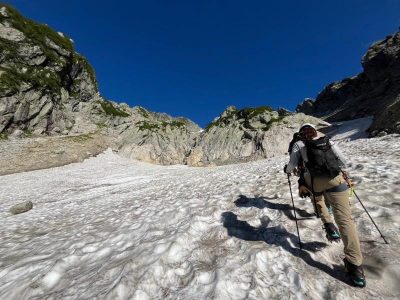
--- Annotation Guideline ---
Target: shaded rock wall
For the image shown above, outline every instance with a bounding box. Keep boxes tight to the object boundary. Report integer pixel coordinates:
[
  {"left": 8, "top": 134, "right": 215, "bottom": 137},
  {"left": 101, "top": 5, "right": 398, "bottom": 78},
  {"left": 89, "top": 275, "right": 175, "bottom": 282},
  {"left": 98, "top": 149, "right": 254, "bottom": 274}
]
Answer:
[{"left": 296, "top": 32, "right": 400, "bottom": 135}]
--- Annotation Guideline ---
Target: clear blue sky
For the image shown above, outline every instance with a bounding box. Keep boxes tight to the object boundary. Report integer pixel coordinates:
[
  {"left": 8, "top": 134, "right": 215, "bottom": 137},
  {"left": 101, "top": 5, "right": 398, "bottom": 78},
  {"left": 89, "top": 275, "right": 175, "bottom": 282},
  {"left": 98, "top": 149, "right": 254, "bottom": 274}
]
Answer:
[{"left": 6, "top": 0, "right": 400, "bottom": 127}]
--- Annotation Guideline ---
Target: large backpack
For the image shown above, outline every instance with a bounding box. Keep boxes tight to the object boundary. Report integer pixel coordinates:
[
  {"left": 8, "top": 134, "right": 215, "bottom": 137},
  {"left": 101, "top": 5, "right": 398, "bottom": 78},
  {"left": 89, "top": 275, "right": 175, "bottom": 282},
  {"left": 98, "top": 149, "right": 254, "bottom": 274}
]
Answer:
[{"left": 305, "top": 136, "right": 342, "bottom": 177}]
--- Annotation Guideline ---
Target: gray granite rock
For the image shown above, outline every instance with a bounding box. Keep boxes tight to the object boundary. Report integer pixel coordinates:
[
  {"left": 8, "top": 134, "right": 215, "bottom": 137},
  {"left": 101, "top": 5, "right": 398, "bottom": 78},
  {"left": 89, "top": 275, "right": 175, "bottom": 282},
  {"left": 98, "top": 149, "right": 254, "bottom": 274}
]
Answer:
[
  {"left": 0, "top": 4, "right": 98, "bottom": 136},
  {"left": 10, "top": 201, "right": 33, "bottom": 215},
  {"left": 186, "top": 106, "right": 328, "bottom": 166},
  {"left": 0, "top": 22, "right": 25, "bottom": 41}
]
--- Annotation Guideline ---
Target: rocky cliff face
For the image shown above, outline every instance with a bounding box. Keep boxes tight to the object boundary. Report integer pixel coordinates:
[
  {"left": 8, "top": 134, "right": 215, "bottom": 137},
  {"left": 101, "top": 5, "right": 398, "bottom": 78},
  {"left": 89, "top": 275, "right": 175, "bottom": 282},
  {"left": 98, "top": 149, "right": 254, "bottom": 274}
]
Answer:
[
  {"left": 0, "top": 5, "right": 335, "bottom": 169},
  {"left": 0, "top": 4, "right": 199, "bottom": 167},
  {"left": 0, "top": 4, "right": 99, "bottom": 136},
  {"left": 296, "top": 32, "right": 400, "bottom": 136},
  {"left": 186, "top": 106, "right": 328, "bottom": 166},
  {"left": 116, "top": 107, "right": 201, "bottom": 165}
]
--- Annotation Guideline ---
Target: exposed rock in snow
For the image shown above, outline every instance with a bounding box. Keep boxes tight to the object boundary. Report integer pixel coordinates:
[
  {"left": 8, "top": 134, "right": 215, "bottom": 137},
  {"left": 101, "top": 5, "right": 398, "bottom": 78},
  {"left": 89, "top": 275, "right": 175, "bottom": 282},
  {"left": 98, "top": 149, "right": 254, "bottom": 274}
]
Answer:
[{"left": 9, "top": 200, "right": 33, "bottom": 214}]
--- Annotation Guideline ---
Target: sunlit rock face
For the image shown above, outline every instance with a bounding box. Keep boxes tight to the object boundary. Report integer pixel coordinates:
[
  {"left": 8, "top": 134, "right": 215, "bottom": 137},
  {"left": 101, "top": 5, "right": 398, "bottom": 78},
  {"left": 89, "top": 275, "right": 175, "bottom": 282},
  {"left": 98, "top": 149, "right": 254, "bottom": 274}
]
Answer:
[
  {"left": 296, "top": 32, "right": 400, "bottom": 136},
  {"left": 0, "top": 4, "right": 99, "bottom": 136},
  {"left": 4, "top": 4, "right": 397, "bottom": 169},
  {"left": 0, "top": 4, "right": 201, "bottom": 167},
  {"left": 187, "top": 106, "right": 328, "bottom": 166},
  {"left": 116, "top": 110, "right": 201, "bottom": 165}
]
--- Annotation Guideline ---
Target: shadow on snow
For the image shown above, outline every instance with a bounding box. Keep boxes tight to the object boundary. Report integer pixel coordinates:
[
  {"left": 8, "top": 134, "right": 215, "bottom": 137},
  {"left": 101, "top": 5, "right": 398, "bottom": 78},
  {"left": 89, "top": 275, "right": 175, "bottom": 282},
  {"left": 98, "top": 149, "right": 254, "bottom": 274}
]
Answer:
[
  {"left": 221, "top": 195, "right": 352, "bottom": 286},
  {"left": 235, "top": 194, "right": 315, "bottom": 220}
]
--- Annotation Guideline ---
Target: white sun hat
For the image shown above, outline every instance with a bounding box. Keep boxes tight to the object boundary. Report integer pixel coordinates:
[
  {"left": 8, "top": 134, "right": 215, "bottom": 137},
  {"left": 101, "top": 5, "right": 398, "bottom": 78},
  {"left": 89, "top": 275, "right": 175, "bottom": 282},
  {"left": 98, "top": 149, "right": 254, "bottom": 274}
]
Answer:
[{"left": 299, "top": 123, "right": 316, "bottom": 132}]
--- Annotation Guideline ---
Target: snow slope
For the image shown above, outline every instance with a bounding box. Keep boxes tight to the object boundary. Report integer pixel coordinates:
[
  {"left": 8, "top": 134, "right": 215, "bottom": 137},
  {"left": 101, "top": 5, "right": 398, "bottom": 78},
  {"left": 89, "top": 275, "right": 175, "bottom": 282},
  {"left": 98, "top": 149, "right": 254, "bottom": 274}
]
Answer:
[
  {"left": 0, "top": 134, "right": 399, "bottom": 299},
  {"left": 326, "top": 117, "right": 374, "bottom": 141}
]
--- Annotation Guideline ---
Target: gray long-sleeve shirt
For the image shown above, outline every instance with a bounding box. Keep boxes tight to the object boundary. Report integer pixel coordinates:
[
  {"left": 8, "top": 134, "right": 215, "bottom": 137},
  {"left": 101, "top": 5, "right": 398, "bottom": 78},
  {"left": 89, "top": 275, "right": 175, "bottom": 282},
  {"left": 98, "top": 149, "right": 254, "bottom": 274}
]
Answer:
[{"left": 286, "top": 139, "right": 347, "bottom": 174}]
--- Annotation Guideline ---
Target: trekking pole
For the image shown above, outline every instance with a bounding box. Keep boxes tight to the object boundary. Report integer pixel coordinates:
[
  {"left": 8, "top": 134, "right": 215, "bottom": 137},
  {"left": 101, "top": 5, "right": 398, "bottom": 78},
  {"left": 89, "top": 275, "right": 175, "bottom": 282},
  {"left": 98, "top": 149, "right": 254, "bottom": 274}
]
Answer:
[
  {"left": 353, "top": 190, "right": 389, "bottom": 244},
  {"left": 341, "top": 171, "right": 389, "bottom": 244},
  {"left": 310, "top": 176, "right": 320, "bottom": 218},
  {"left": 287, "top": 174, "right": 302, "bottom": 249}
]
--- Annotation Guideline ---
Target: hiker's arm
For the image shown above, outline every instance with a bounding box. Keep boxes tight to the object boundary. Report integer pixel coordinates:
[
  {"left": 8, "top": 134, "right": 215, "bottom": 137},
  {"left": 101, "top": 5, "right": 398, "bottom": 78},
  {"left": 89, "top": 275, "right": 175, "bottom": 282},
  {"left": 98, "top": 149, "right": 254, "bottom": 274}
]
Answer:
[
  {"left": 331, "top": 142, "right": 347, "bottom": 168},
  {"left": 286, "top": 143, "right": 301, "bottom": 173},
  {"left": 332, "top": 143, "right": 353, "bottom": 184}
]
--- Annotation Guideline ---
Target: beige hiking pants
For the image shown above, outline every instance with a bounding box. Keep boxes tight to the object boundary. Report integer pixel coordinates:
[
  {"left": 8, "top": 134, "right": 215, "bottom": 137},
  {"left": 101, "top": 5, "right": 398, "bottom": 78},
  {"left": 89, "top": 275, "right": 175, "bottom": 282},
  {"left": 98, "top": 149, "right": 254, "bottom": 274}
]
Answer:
[{"left": 305, "top": 173, "right": 363, "bottom": 266}]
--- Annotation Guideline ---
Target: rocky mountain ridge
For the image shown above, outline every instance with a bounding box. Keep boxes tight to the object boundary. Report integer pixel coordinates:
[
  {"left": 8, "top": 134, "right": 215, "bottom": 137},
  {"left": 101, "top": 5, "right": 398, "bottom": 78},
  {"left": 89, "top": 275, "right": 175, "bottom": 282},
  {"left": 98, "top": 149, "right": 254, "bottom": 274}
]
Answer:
[
  {"left": 296, "top": 31, "right": 400, "bottom": 136},
  {"left": 0, "top": 4, "right": 327, "bottom": 169},
  {"left": 2, "top": 4, "right": 395, "bottom": 171},
  {"left": 186, "top": 106, "right": 327, "bottom": 166},
  {"left": 0, "top": 4, "right": 97, "bottom": 135},
  {"left": 0, "top": 4, "right": 200, "bottom": 167}
]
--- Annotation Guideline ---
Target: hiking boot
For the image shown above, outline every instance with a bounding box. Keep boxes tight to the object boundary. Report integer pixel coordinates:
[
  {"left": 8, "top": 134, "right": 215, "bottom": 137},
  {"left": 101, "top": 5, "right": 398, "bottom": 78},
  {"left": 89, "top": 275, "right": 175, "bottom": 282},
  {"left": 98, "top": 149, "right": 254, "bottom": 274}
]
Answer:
[
  {"left": 323, "top": 223, "right": 341, "bottom": 241},
  {"left": 344, "top": 258, "right": 366, "bottom": 287}
]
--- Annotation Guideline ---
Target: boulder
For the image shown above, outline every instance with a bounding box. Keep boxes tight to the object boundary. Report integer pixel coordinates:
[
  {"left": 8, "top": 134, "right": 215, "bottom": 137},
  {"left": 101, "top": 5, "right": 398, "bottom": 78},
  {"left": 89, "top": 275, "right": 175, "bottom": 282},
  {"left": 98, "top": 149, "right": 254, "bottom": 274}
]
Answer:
[{"left": 10, "top": 201, "right": 33, "bottom": 214}]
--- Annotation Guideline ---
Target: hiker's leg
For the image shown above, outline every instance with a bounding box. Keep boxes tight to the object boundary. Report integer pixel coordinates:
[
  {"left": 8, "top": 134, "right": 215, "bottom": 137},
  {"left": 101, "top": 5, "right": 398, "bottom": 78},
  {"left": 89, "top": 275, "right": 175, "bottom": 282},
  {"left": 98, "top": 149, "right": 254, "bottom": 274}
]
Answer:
[
  {"left": 305, "top": 174, "right": 333, "bottom": 223},
  {"left": 313, "top": 194, "right": 333, "bottom": 223},
  {"left": 323, "top": 192, "right": 332, "bottom": 208},
  {"left": 326, "top": 190, "right": 363, "bottom": 266}
]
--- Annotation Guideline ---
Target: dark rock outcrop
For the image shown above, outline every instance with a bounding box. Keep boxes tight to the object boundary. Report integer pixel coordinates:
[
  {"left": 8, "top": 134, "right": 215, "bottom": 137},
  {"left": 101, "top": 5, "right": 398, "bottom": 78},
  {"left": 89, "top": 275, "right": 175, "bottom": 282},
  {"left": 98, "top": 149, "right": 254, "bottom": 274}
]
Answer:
[{"left": 296, "top": 32, "right": 400, "bottom": 135}]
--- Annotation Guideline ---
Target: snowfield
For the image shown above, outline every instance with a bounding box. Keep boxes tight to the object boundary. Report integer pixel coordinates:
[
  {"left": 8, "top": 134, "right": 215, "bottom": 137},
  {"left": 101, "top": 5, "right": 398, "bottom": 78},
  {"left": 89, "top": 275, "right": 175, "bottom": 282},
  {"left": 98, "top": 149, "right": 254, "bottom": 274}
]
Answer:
[{"left": 0, "top": 134, "right": 400, "bottom": 299}]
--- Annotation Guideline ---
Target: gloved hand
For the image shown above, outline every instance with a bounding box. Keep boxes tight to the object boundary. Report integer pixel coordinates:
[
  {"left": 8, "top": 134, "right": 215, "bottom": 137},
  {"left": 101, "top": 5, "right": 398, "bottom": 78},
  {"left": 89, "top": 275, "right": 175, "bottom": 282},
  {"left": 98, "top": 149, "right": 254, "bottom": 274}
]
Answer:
[
  {"left": 341, "top": 170, "right": 354, "bottom": 187},
  {"left": 298, "top": 186, "right": 311, "bottom": 198},
  {"left": 346, "top": 178, "right": 355, "bottom": 187},
  {"left": 342, "top": 170, "right": 350, "bottom": 180},
  {"left": 293, "top": 167, "right": 299, "bottom": 176}
]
